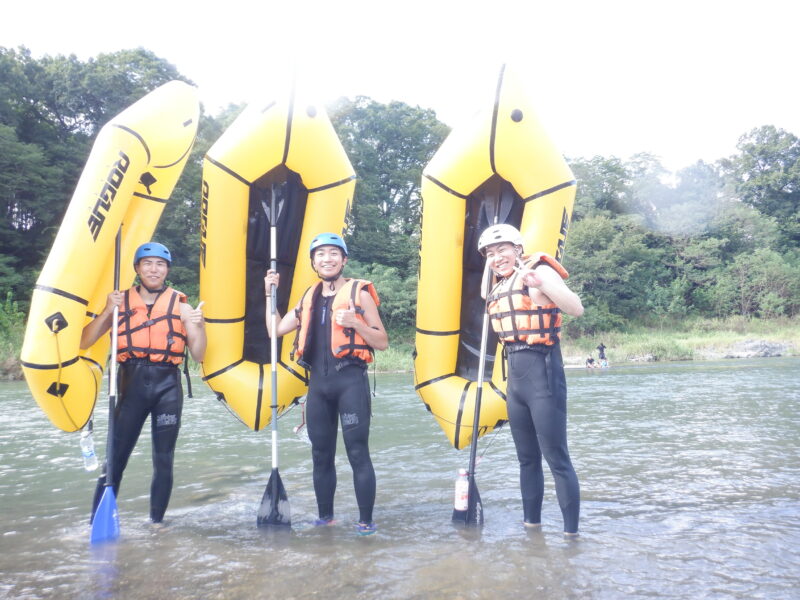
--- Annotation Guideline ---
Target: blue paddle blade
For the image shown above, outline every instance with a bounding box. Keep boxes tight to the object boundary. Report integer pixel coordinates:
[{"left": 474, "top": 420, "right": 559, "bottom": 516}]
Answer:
[{"left": 91, "top": 487, "right": 120, "bottom": 544}]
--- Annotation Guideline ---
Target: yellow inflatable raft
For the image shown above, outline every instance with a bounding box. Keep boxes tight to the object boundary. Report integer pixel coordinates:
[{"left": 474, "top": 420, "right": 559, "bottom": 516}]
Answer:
[
  {"left": 415, "top": 65, "right": 576, "bottom": 449},
  {"left": 20, "top": 81, "right": 200, "bottom": 432},
  {"left": 200, "top": 82, "right": 355, "bottom": 431}
]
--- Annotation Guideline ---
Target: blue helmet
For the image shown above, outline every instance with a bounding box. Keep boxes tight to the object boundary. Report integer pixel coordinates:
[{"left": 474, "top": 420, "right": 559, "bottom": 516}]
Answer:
[
  {"left": 309, "top": 233, "right": 348, "bottom": 257},
  {"left": 133, "top": 242, "right": 172, "bottom": 267}
]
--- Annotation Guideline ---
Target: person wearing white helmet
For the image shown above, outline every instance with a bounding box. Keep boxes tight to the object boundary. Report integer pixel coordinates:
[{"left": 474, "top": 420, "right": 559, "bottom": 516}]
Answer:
[
  {"left": 81, "top": 242, "right": 206, "bottom": 524},
  {"left": 264, "top": 233, "right": 388, "bottom": 536},
  {"left": 479, "top": 224, "right": 584, "bottom": 537}
]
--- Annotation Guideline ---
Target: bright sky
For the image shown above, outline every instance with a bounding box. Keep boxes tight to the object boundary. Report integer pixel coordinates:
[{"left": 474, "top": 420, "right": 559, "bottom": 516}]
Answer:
[{"left": 3, "top": 0, "right": 798, "bottom": 172}]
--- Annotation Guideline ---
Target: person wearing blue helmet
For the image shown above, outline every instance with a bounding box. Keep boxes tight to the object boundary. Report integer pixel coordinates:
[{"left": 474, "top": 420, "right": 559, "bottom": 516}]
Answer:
[
  {"left": 81, "top": 241, "right": 206, "bottom": 524},
  {"left": 264, "top": 232, "right": 388, "bottom": 535}
]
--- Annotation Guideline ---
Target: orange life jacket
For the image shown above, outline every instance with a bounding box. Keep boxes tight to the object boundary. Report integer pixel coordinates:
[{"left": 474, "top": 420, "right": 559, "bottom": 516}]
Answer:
[
  {"left": 292, "top": 279, "right": 380, "bottom": 366},
  {"left": 117, "top": 286, "right": 187, "bottom": 364},
  {"left": 487, "top": 254, "right": 569, "bottom": 346}
]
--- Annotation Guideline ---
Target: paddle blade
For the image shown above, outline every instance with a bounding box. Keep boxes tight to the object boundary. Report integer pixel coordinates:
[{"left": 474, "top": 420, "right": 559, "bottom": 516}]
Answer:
[
  {"left": 91, "top": 488, "right": 120, "bottom": 544},
  {"left": 257, "top": 469, "right": 291, "bottom": 528},
  {"left": 452, "top": 478, "right": 484, "bottom": 526}
]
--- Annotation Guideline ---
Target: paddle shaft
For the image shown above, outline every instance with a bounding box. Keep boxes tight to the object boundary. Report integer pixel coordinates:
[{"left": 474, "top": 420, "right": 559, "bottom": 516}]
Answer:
[
  {"left": 269, "top": 188, "right": 279, "bottom": 474},
  {"left": 106, "top": 229, "right": 121, "bottom": 487},
  {"left": 465, "top": 264, "right": 492, "bottom": 521}
]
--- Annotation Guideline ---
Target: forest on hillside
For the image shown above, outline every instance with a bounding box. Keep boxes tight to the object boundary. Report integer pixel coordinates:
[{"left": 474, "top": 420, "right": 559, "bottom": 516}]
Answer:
[{"left": 1, "top": 46, "right": 798, "bottom": 341}]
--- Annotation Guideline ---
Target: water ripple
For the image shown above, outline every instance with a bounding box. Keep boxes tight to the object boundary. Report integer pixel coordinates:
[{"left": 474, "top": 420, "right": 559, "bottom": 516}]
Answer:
[{"left": 0, "top": 357, "right": 798, "bottom": 598}]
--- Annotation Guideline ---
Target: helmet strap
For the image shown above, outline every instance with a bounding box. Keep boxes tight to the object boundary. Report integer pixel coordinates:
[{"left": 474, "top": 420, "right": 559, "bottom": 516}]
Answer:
[
  {"left": 310, "top": 258, "right": 344, "bottom": 290},
  {"left": 140, "top": 282, "right": 167, "bottom": 294}
]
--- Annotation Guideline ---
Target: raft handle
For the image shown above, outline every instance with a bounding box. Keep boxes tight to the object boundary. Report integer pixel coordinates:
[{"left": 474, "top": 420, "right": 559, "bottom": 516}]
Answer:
[{"left": 45, "top": 312, "right": 67, "bottom": 333}]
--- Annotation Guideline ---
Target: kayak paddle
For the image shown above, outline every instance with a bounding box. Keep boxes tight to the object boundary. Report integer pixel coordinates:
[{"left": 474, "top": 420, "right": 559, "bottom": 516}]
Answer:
[
  {"left": 91, "top": 228, "right": 122, "bottom": 544},
  {"left": 452, "top": 256, "right": 491, "bottom": 526},
  {"left": 257, "top": 184, "right": 290, "bottom": 527}
]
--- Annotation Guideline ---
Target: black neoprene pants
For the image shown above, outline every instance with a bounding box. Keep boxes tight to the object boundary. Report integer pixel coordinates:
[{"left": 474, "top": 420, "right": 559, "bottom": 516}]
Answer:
[
  {"left": 91, "top": 360, "right": 183, "bottom": 523},
  {"left": 506, "top": 344, "right": 580, "bottom": 533},
  {"left": 305, "top": 364, "right": 375, "bottom": 524}
]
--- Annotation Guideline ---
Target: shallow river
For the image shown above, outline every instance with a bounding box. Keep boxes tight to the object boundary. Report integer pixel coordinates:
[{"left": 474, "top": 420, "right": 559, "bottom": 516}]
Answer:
[{"left": 1, "top": 357, "right": 799, "bottom": 599}]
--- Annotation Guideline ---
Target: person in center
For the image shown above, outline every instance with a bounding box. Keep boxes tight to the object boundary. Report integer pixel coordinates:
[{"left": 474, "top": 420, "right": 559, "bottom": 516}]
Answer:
[
  {"left": 264, "top": 233, "right": 388, "bottom": 536},
  {"left": 478, "top": 224, "right": 584, "bottom": 537}
]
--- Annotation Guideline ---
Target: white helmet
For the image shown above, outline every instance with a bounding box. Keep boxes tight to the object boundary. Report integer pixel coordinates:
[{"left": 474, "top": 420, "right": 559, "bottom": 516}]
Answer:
[{"left": 477, "top": 224, "right": 523, "bottom": 254}]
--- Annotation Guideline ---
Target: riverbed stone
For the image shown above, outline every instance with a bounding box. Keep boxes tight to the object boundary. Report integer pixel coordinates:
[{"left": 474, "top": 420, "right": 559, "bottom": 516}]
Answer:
[{"left": 723, "top": 339, "right": 791, "bottom": 359}]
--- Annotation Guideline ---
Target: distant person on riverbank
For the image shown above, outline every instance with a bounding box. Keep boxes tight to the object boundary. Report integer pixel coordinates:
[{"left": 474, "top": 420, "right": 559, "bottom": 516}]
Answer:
[
  {"left": 597, "top": 342, "right": 608, "bottom": 367},
  {"left": 264, "top": 233, "right": 388, "bottom": 536},
  {"left": 586, "top": 355, "right": 597, "bottom": 368},
  {"left": 81, "top": 242, "right": 206, "bottom": 524},
  {"left": 478, "top": 224, "right": 584, "bottom": 537}
]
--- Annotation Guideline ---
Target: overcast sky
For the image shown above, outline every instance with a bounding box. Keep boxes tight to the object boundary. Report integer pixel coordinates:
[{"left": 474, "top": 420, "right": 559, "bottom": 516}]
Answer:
[{"left": 3, "top": 0, "right": 798, "bottom": 172}]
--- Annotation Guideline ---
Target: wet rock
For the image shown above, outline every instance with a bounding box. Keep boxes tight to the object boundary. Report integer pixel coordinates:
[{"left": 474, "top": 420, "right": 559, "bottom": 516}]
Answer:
[
  {"left": 629, "top": 354, "right": 656, "bottom": 362},
  {"left": 723, "top": 339, "right": 792, "bottom": 359}
]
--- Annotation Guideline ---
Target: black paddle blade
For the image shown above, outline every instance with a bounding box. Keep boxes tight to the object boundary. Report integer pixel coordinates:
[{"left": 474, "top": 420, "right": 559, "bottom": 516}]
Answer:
[
  {"left": 452, "top": 477, "right": 484, "bottom": 526},
  {"left": 257, "top": 469, "right": 291, "bottom": 527}
]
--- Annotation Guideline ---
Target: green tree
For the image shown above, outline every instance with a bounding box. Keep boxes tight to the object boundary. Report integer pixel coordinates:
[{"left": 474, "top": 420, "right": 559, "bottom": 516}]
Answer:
[
  {"left": 0, "top": 124, "right": 64, "bottom": 298},
  {"left": 654, "top": 161, "right": 723, "bottom": 236},
  {"left": 626, "top": 152, "right": 668, "bottom": 226},
  {"left": 346, "top": 260, "right": 417, "bottom": 329},
  {"left": 708, "top": 199, "right": 781, "bottom": 256},
  {"left": 329, "top": 96, "right": 449, "bottom": 275},
  {"left": 568, "top": 155, "right": 631, "bottom": 220},
  {"left": 0, "top": 46, "right": 193, "bottom": 305},
  {"left": 720, "top": 125, "right": 800, "bottom": 249},
  {"left": 564, "top": 214, "right": 671, "bottom": 326},
  {"left": 712, "top": 248, "right": 800, "bottom": 318}
]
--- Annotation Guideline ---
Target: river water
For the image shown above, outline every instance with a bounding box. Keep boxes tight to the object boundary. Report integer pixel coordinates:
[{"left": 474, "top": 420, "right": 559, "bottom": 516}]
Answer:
[{"left": 1, "top": 357, "right": 799, "bottom": 599}]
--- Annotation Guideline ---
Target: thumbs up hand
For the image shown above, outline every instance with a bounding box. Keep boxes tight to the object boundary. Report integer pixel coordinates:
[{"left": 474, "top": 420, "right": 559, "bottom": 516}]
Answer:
[
  {"left": 336, "top": 299, "right": 358, "bottom": 327},
  {"left": 188, "top": 300, "right": 205, "bottom": 326}
]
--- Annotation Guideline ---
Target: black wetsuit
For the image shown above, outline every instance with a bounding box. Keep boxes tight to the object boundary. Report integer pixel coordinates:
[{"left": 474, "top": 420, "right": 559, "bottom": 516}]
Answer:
[
  {"left": 303, "top": 293, "right": 375, "bottom": 524},
  {"left": 90, "top": 311, "right": 184, "bottom": 524},
  {"left": 506, "top": 343, "right": 580, "bottom": 533}
]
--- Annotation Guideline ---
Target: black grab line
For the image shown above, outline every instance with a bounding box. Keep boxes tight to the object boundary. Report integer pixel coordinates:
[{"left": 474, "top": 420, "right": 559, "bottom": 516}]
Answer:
[
  {"left": 281, "top": 85, "right": 295, "bottom": 165},
  {"left": 154, "top": 132, "right": 198, "bottom": 169},
  {"left": 523, "top": 180, "right": 577, "bottom": 203},
  {"left": 81, "top": 355, "right": 104, "bottom": 372},
  {"left": 205, "top": 156, "right": 251, "bottom": 186},
  {"left": 112, "top": 124, "right": 151, "bottom": 163},
  {"left": 279, "top": 360, "right": 309, "bottom": 384},
  {"left": 34, "top": 285, "right": 89, "bottom": 306},
  {"left": 414, "top": 372, "right": 456, "bottom": 391},
  {"left": 132, "top": 191, "right": 168, "bottom": 204},
  {"left": 416, "top": 327, "right": 460, "bottom": 336},
  {"left": 21, "top": 356, "right": 80, "bottom": 370},
  {"left": 422, "top": 174, "right": 470, "bottom": 199},
  {"left": 488, "top": 380, "right": 507, "bottom": 401},
  {"left": 453, "top": 380, "right": 473, "bottom": 450},
  {"left": 488, "top": 64, "right": 506, "bottom": 175},
  {"left": 307, "top": 174, "right": 357, "bottom": 194},
  {"left": 202, "top": 359, "right": 245, "bottom": 382},
  {"left": 204, "top": 316, "right": 246, "bottom": 324}
]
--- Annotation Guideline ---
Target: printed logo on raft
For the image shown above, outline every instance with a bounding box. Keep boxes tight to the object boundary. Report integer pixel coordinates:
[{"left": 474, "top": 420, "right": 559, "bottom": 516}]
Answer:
[
  {"left": 200, "top": 180, "right": 209, "bottom": 268},
  {"left": 87, "top": 151, "right": 130, "bottom": 241}
]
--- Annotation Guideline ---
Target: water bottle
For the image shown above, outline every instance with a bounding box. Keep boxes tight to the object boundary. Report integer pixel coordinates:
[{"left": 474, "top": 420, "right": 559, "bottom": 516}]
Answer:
[
  {"left": 454, "top": 468, "right": 469, "bottom": 511},
  {"left": 80, "top": 426, "right": 98, "bottom": 472}
]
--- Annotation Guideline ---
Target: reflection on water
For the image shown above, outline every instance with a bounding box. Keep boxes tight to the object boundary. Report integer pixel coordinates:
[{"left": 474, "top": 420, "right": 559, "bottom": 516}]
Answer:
[{"left": 1, "top": 357, "right": 799, "bottom": 598}]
